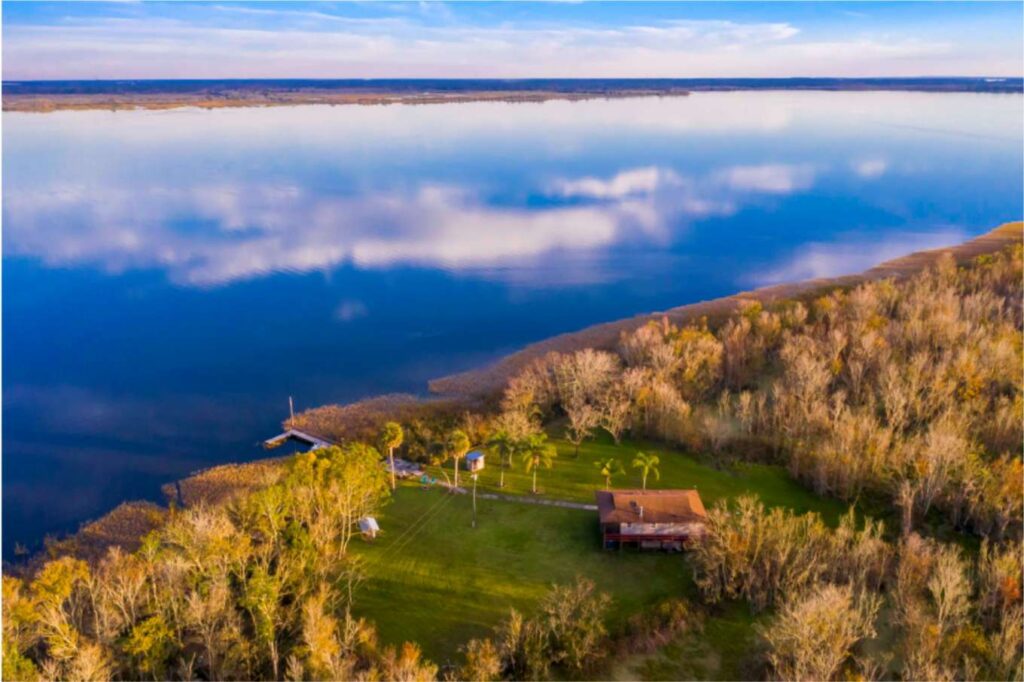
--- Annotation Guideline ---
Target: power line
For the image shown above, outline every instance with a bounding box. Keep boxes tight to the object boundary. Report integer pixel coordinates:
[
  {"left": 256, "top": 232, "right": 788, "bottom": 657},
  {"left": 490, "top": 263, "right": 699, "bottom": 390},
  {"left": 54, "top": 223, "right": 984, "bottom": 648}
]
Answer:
[
  {"left": 377, "top": 488, "right": 458, "bottom": 560},
  {"left": 381, "top": 493, "right": 458, "bottom": 560}
]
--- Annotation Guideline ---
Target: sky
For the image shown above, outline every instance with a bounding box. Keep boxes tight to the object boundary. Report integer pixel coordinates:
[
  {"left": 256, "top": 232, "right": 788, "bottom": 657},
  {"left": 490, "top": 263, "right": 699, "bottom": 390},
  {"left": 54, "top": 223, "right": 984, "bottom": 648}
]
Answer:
[{"left": 2, "top": 2, "right": 1022, "bottom": 80}]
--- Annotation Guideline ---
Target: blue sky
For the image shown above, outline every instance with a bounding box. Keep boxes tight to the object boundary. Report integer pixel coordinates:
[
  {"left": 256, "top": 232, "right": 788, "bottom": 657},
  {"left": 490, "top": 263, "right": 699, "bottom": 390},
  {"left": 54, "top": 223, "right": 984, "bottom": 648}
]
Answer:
[{"left": 3, "top": 2, "right": 1021, "bottom": 80}]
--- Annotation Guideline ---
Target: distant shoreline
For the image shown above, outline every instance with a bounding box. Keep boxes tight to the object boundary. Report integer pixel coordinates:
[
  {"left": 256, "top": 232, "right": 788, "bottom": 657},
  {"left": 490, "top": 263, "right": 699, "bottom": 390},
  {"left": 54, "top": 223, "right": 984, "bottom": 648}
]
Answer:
[
  {"left": 4, "top": 77, "right": 1021, "bottom": 112},
  {"left": 1, "top": 89, "right": 691, "bottom": 113}
]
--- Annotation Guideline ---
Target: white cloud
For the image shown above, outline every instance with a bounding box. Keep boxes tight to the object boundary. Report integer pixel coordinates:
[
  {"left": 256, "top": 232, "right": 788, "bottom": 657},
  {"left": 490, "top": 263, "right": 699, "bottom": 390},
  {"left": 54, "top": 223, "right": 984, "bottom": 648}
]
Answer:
[
  {"left": 851, "top": 158, "right": 888, "bottom": 179},
  {"left": 5, "top": 159, "right": 788, "bottom": 288},
  {"left": 553, "top": 167, "right": 679, "bottom": 199},
  {"left": 750, "top": 229, "right": 967, "bottom": 285},
  {"left": 345, "top": 185, "right": 623, "bottom": 270},
  {"left": 2, "top": 180, "right": 628, "bottom": 285},
  {"left": 717, "top": 163, "right": 817, "bottom": 194},
  {"left": 3, "top": 91, "right": 863, "bottom": 291},
  {"left": 5, "top": 146, "right": 836, "bottom": 287},
  {"left": 4, "top": 12, "right": 1005, "bottom": 79}
]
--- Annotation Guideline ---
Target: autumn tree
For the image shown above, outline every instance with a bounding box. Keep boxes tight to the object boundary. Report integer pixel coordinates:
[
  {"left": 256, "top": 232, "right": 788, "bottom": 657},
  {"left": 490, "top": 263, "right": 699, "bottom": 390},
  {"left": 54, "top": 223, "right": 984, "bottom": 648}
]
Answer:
[
  {"left": 459, "top": 638, "right": 502, "bottom": 681},
  {"left": 554, "top": 349, "right": 619, "bottom": 455},
  {"left": 541, "top": 577, "right": 611, "bottom": 676},
  {"left": 598, "top": 381, "right": 633, "bottom": 443},
  {"left": 760, "top": 583, "right": 880, "bottom": 681}
]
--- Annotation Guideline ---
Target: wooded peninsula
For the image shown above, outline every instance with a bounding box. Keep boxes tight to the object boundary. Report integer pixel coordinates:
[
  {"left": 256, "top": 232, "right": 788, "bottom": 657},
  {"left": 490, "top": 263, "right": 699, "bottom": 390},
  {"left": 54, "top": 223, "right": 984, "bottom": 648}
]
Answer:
[{"left": 6, "top": 223, "right": 1022, "bottom": 681}]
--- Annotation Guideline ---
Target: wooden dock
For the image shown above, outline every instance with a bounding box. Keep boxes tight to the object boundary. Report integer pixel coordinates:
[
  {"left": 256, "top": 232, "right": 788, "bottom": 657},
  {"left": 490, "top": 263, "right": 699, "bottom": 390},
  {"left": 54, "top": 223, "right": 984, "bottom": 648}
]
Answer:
[{"left": 263, "top": 428, "right": 334, "bottom": 450}]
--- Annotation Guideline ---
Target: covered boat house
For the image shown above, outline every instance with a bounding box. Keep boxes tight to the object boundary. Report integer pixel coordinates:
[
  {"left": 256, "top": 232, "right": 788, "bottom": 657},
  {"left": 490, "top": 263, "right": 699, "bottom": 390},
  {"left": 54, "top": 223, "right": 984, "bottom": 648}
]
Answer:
[{"left": 595, "top": 489, "right": 707, "bottom": 551}]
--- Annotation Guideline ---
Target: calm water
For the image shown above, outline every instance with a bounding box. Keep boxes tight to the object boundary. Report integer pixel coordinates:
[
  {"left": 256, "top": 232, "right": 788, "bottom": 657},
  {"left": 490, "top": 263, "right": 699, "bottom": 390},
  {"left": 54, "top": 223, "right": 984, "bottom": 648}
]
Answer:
[{"left": 3, "top": 91, "right": 1022, "bottom": 557}]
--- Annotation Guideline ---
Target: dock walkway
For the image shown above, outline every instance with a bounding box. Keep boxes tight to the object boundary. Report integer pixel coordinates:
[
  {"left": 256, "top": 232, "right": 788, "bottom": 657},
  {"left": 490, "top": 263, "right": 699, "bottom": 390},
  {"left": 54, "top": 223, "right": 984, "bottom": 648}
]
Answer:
[{"left": 263, "top": 428, "right": 334, "bottom": 450}]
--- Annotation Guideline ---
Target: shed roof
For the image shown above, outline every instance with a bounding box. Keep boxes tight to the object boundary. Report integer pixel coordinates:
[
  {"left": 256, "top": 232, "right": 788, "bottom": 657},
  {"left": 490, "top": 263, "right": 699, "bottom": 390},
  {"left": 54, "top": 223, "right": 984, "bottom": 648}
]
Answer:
[
  {"left": 595, "top": 489, "right": 707, "bottom": 525},
  {"left": 466, "top": 450, "right": 484, "bottom": 461}
]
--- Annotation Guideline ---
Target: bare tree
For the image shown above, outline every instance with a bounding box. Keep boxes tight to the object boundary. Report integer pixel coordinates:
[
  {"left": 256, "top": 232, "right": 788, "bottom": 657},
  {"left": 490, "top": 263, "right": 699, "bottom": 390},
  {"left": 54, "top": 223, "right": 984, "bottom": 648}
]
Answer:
[
  {"left": 554, "top": 350, "right": 619, "bottom": 455},
  {"left": 563, "top": 396, "right": 599, "bottom": 457},
  {"left": 598, "top": 381, "right": 632, "bottom": 444},
  {"left": 761, "top": 584, "right": 880, "bottom": 681},
  {"left": 927, "top": 548, "right": 971, "bottom": 637}
]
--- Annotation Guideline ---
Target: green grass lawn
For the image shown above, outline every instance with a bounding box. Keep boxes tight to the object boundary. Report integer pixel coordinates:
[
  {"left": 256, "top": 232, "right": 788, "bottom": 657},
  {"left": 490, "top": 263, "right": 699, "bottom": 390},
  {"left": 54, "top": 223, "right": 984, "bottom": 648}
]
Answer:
[
  {"left": 350, "top": 486, "right": 691, "bottom": 665},
  {"left": 427, "top": 429, "right": 846, "bottom": 523},
  {"left": 351, "top": 432, "right": 847, "bottom": 669}
]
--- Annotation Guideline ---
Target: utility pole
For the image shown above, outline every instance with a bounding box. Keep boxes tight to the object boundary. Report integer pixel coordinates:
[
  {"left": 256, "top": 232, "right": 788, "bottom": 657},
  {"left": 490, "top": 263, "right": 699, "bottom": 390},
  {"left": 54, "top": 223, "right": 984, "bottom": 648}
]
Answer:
[{"left": 471, "top": 473, "right": 479, "bottom": 528}]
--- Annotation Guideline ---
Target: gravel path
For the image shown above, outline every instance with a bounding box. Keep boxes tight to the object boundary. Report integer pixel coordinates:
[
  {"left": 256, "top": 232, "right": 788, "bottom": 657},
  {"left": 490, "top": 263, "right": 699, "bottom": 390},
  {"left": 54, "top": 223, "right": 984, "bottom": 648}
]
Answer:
[
  {"left": 445, "top": 485, "right": 596, "bottom": 510},
  {"left": 478, "top": 492, "right": 597, "bottom": 510}
]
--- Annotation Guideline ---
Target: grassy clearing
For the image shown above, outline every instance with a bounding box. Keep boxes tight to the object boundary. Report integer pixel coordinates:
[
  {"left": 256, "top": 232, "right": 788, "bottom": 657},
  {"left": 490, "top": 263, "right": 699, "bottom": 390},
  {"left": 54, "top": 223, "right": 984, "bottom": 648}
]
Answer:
[
  {"left": 352, "top": 432, "right": 845, "bottom": 667},
  {"left": 427, "top": 429, "right": 846, "bottom": 523},
  {"left": 350, "top": 486, "right": 690, "bottom": 664}
]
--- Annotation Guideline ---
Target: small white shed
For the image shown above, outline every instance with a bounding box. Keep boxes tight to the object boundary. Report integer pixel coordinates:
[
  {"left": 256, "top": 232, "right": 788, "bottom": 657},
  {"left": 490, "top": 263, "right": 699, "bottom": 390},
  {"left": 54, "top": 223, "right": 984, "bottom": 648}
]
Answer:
[
  {"left": 465, "top": 450, "right": 485, "bottom": 472},
  {"left": 359, "top": 516, "right": 380, "bottom": 540}
]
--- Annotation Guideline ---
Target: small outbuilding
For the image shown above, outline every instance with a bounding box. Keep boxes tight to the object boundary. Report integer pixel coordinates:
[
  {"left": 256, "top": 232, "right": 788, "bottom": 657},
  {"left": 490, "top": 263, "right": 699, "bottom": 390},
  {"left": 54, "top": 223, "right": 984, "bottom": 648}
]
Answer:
[
  {"left": 595, "top": 489, "right": 707, "bottom": 551},
  {"left": 388, "top": 457, "right": 425, "bottom": 479},
  {"left": 359, "top": 516, "right": 380, "bottom": 540},
  {"left": 465, "top": 450, "right": 485, "bottom": 472}
]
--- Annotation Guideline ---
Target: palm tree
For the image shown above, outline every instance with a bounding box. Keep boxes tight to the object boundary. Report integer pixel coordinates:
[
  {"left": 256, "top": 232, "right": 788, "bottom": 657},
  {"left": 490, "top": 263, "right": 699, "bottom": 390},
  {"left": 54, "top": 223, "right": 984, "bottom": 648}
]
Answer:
[
  {"left": 631, "top": 451, "right": 660, "bottom": 490},
  {"left": 594, "top": 458, "right": 624, "bottom": 489},
  {"left": 521, "top": 433, "right": 556, "bottom": 494},
  {"left": 380, "top": 421, "right": 404, "bottom": 491},
  {"left": 447, "top": 429, "right": 471, "bottom": 488},
  {"left": 486, "top": 429, "right": 515, "bottom": 489}
]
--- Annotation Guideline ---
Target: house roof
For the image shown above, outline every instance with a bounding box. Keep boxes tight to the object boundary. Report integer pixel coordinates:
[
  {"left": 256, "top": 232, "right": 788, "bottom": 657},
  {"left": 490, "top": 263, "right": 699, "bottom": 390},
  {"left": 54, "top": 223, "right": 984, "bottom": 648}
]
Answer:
[
  {"left": 595, "top": 489, "right": 707, "bottom": 525},
  {"left": 466, "top": 450, "right": 484, "bottom": 461}
]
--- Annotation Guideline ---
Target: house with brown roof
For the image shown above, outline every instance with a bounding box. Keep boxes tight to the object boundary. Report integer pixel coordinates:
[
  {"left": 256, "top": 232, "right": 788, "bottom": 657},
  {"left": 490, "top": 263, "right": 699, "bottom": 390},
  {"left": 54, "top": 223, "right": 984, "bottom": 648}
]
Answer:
[{"left": 595, "top": 489, "right": 708, "bottom": 551}]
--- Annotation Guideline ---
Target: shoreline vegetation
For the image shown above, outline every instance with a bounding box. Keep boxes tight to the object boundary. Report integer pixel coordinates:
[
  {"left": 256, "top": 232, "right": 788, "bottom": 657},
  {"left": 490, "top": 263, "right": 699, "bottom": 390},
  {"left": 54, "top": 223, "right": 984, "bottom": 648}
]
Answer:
[
  {"left": 28, "top": 221, "right": 1021, "bottom": 567},
  {"left": 4, "top": 76, "right": 1021, "bottom": 112},
  {"left": 1, "top": 89, "right": 692, "bottom": 113},
  {"left": 430, "top": 222, "right": 1024, "bottom": 399},
  {"left": 7, "top": 221, "right": 1021, "bottom": 680}
]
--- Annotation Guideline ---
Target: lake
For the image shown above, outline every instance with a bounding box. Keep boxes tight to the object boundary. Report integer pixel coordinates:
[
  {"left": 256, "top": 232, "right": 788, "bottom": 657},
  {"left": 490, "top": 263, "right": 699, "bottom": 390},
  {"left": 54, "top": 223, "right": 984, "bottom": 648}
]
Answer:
[{"left": 3, "top": 91, "right": 1021, "bottom": 558}]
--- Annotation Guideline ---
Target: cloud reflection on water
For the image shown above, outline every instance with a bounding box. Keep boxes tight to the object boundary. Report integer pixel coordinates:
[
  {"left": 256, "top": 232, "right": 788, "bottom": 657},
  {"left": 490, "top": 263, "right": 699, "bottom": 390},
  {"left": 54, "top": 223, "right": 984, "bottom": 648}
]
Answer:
[
  {"left": 5, "top": 92, "right": 1016, "bottom": 291},
  {"left": 5, "top": 181, "right": 621, "bottom": 285},
  {"left": 749, "top": 229, "right": 968, "bottom": 285},
  {"left": 851, "top": 158, "right": 889, "bottom": 179},
  {"left": 718, "top": 163, "right": 817, "bottom": 193},
  {"left": 4, "top": 160, "right": 815, "bottom": 287}
]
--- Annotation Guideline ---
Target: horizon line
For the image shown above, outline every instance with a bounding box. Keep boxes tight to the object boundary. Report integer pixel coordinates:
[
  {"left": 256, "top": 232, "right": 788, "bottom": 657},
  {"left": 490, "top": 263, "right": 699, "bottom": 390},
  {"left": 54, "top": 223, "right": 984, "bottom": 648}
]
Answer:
[{"left": 6, "top": 76, "right": 1023, "bottom": 83}]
